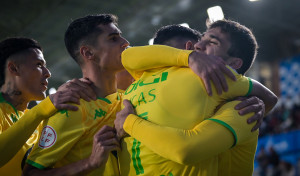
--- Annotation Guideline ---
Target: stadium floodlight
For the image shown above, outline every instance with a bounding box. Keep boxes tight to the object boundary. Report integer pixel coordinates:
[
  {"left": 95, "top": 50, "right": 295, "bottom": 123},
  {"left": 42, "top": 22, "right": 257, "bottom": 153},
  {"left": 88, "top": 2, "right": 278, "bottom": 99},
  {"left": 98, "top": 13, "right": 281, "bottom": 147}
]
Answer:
[
  {"left": 149, "top": 38, "right": 154, "bottom": 45},
  {"left": 207, "top": 6, "right": 224, "bottom": 23}
]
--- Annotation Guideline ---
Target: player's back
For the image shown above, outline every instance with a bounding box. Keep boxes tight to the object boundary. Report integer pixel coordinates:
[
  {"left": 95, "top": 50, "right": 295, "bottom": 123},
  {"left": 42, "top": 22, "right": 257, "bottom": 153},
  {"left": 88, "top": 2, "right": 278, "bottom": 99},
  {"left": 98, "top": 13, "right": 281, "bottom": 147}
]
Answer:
[{"left": 120, "top": 66, "right": 250, "bottom": 176}]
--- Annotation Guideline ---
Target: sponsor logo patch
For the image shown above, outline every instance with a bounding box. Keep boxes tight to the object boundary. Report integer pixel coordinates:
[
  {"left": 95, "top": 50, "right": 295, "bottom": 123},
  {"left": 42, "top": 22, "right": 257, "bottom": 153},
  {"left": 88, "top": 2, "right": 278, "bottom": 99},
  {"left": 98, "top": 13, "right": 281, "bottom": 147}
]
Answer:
[{"left": 39, "top": 125, "right": 57, "bottom": 149}]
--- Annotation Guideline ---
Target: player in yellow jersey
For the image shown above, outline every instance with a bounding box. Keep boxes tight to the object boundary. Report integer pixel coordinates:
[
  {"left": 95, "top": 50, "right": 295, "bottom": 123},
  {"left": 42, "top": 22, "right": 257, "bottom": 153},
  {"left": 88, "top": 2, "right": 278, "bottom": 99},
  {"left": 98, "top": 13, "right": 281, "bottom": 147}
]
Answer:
[
  {"left": 23, "top": 14, "right": 130, "bottom": 176},
  {"left": 0, "top": 37, "right": 97, "bottom": 175},
  {"left": 115, "top": 21, "right": 277, "bottom": 176}
]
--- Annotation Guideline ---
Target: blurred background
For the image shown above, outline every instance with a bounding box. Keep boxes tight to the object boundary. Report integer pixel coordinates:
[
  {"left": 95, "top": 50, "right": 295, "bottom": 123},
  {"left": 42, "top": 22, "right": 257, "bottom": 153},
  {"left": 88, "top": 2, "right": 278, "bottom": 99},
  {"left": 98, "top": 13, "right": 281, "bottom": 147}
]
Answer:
[{"left": 1, "top": 0, "right": 300, "bottom": 175}]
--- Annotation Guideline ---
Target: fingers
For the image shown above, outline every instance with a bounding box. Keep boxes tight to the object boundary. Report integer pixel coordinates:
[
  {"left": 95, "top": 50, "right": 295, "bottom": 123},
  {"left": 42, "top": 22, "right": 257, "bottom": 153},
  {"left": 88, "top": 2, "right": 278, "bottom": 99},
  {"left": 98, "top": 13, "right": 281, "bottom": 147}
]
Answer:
[
  {"left": 95, "top": 125, "right": 115, "bottom": 136},
  {"left": 51, "top": 91, "right": 83, "bottom": 111},
  {"left": 123, "top": 99, "right": 135, "bottom": 113},
  {"left": 215, "top": 68, "right": 228, "bottom": 92},
  {"left": 248, "top": 116, "right": 262, "bottom": 132},
  {"left": 203, "top": 77, "right": 212, "bottom": 96},
  {"left": 60, "top": 94, "right": 81, "bottom": 104},
  {"left": 235, "top": 96, "right": 258, "bottom": 110},
  {"left": 79, "top": 77, "right": 93, "bottom": 84},
  {"left": 234, "top": 96, "right": 265, "bottom": 132},
  {"left": 94, "top": 126, "right": 120, "bottom": 146},
  {"left": 243, "top": 108, "right": 263, "bottom": 131},
  {"left": 58, "top": 79, "right": 97, "bottom": 101},
  {"left": 100, "top": 137, "right": 120, "bottom": 147},
  {"left": 251, "top": 120, "right": 262, "bottom": 132},
  {"left": 56, "top": 104, "right": 79, "bottom": 111},
  {"left": 239, "top": 104, "right": 261, "bottom": 116},
  {"left": 210, "top": 72, "right": 223, "bottom": 95},
  {"left": 70, "top": 80, "right": 97, "bottom": 101},
  {"left": 221, "top": 64, "right": 236, "bottom": 81}
]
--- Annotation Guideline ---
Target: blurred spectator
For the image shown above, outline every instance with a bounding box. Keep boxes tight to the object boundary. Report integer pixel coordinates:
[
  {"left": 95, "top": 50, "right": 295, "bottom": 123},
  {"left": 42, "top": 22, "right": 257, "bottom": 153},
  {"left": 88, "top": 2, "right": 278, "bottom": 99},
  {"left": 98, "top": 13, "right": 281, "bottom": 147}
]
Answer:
[
  {"left": 257, "top": 147, "right": 269, "bottom": 176},
  {"left": 268, "top": 147, "right": 280, "bottom": 176},
  {"left": 278, "top": 161, "right": 296, "bottom": 176}
]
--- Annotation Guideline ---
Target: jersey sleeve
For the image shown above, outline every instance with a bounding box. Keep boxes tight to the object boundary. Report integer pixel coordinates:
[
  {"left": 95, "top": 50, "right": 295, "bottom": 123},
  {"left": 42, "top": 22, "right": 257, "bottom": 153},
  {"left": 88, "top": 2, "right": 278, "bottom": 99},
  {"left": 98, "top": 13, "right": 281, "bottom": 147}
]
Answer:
[
  {"left": 123, "top": 101, "right": 258, "bottom": 165},
  {"left": 221, "top": 68, "right": 253, "bottom": 99},
  {"left": 0, "top": 97, "right": 57, "bottom": 167},
  {"left": 26, "top": 105, "right": 85, "bottom": 169},
  {"left": 207, "top": 101, "right": 259, "bottom": 145},
  {"left": 122, "top": 45, "right": 192, "bottom": 80}
]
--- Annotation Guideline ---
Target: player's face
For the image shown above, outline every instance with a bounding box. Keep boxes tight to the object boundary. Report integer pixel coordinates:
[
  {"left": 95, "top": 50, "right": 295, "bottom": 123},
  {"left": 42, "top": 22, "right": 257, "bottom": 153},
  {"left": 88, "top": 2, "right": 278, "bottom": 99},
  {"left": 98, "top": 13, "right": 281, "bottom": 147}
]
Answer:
[
  {"left": 16, "top": 48, "right": 51, "bottom": 101},
  {"left": 194, "top": 27, "right": 232, "bottom": 61},
  {"left": 92, "top": 23, "right": 129, "bottom": 71}
]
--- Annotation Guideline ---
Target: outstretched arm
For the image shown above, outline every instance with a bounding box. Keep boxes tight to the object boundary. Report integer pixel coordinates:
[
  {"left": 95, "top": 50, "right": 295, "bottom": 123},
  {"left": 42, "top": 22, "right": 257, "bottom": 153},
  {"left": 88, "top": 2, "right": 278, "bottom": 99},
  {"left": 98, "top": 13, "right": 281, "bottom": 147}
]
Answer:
[
  {"left": 122, "top": 45, "right": 236, "bottom": 95},
  {"left": 0, "top": 97, "right": 55, "bottom": 167},
  {"left": 0, "top": 78, "right": 96, "bottom": 167},
  {"left": 115, "top": 100, "right": 257, "bottom": 165}
]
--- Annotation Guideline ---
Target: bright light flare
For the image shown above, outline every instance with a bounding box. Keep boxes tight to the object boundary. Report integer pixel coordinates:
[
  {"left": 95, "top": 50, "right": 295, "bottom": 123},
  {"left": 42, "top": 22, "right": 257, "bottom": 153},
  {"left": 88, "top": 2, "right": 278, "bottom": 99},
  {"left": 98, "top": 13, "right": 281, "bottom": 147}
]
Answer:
[
  {"left": 207, "top": 6, "right": 224, "bottom": 23},
  {"left": 49, "top": 87, "right": 57, "bottom": 95},
  {"left": 149, "top": 38, "right": 154, "bottom": 45}
]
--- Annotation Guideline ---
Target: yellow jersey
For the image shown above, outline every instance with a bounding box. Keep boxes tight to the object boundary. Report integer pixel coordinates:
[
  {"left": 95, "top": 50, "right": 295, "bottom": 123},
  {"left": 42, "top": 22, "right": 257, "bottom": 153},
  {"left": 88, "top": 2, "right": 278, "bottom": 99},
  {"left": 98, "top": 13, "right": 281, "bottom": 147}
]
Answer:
[
  {"left": 123, "top": 101, "right": 258, "bottom": 176},
  {"left": 118, "top": 45, "right": 252, "bottom": 176},
  {"left": 27, "top": 92, "right": 123, "bottom": 176},
  {"left": 0, "top": 93, "right": 55, "bottom": 175}
]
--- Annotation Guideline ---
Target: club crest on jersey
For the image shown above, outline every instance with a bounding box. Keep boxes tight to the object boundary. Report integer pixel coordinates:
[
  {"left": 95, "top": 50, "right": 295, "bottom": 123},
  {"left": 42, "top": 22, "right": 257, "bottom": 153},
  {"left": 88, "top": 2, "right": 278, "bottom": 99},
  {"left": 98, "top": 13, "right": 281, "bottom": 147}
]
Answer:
[{"left": 39, "top": 125, "right": 57, "bottom": 149}]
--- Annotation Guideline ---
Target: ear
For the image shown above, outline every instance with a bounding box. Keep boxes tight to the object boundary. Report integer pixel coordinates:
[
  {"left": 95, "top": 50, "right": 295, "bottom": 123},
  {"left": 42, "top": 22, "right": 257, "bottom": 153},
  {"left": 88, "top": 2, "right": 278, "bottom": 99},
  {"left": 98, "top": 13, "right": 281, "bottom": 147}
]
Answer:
[
  {"left": 227, "top": 57, "right": 243, "bottom": 70},
  {"left": 7, "top": 61, "right": 20, "bottom": 76},
  {"left": 80, "top": 46, "right": 94, "bottom": 60},
  {"left": 185, "top": 41, "right": 194, "bottom": 50}
]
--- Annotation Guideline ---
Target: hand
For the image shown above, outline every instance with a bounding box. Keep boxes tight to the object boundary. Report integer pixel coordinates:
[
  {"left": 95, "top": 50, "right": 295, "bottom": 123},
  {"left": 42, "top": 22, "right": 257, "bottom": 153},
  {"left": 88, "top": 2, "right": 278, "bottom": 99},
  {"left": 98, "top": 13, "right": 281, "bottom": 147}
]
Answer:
[
  {"left": 114, "top": 100, "right": 135, "bottom": 140},
  {"left": 188, "top": 51, "right": 236, "bottom": 96},
  {"left": 58, "top": 78, "right": 97, "bottom": 101},
  {"left": 88, "top": 125, "right": 120, "bottom": 169},
  {"left": 234, "top": 96, "right": 265, "bottom": 132},
  {"left": 49, "top": 78, "right": 97, "bottom": 111}
]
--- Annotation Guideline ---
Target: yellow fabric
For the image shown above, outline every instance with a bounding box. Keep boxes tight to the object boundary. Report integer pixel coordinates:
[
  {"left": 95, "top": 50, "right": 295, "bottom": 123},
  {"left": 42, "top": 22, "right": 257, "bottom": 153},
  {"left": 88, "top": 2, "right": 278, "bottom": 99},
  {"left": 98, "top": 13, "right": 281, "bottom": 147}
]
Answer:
[
  {"left": 27, "top": 92, "right": 123, "bottom": 176},
  {"left": 122, "top": 45, "right": 192, "bottom": 80},
  {"left": 218, "top": 136, "right": 258, "bottom": 176},
  {"left": 210, "top": 102, "right": 259, "bottom": 176},
  {"left": 124, "top": 102, "right": 258, "bottom": 175},
  {"left": 118, "top": 46, "right": 251, "bottom": 176},
  {"left": 0, "top": 94, "right": 56, "bottom": 176}
]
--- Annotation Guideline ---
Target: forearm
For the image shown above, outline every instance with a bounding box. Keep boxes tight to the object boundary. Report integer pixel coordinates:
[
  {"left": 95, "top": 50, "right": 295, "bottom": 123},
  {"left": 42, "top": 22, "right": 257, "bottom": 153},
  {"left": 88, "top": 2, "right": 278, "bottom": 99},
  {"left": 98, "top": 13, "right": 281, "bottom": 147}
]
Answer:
[
  {"left": 122, "top": 45, "right": 191, "bottom": 79},
  {"left": 123, "top": 101, "right": 256, "bottom": 164},
  {"left": 124, "top": 114, "right": 234, "bottom": 164},
  {"left": 249, "top": 79, "right": 278, "bottom": 114},
  {"left": 0, "top": 97, "right": 57, "bottom": 167},
  {"left": 23, "top": 158, "right": 95, "bottom": 176}
]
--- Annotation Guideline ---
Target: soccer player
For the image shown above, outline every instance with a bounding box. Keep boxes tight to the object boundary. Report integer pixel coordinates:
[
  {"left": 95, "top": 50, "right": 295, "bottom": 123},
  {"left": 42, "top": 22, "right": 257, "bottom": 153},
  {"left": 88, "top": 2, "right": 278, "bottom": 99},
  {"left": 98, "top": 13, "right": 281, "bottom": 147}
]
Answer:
[
  {"left": 0, "top": 37, "right": 95, "bottom": 175},
  {"left": 23, "top": 14, "right": 129, "bottom": 176},
  {"left": 114, "top": 21, "right": 277, "bottom": 176}
]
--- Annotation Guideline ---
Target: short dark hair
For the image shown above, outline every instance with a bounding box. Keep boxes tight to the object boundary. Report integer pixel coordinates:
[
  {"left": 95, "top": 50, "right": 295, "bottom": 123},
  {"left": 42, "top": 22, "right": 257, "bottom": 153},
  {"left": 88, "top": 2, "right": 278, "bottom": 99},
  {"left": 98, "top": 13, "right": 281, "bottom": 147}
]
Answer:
[
  {"left": 153, "top": 24, "right": 201, "bottom": 45},
  {"left": 64, "top": 14, "right": 118, "bottom": 64},
  {"left": 207, "top": 20, "right": 258, "bottom": 75},
  {"left": 0, "top": 37, "right": 42, "bottom": 87}
]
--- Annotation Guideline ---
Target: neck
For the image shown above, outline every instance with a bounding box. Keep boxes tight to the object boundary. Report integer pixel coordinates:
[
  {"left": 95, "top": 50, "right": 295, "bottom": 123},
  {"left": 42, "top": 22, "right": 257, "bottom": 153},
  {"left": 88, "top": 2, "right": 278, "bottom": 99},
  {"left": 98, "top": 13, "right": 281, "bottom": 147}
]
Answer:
[
  {"left": 1, "top": 82, "right": 28, "bottom": 111},
  {"left": 82, "top": 66, "right": 118, "bottom": 98}
]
